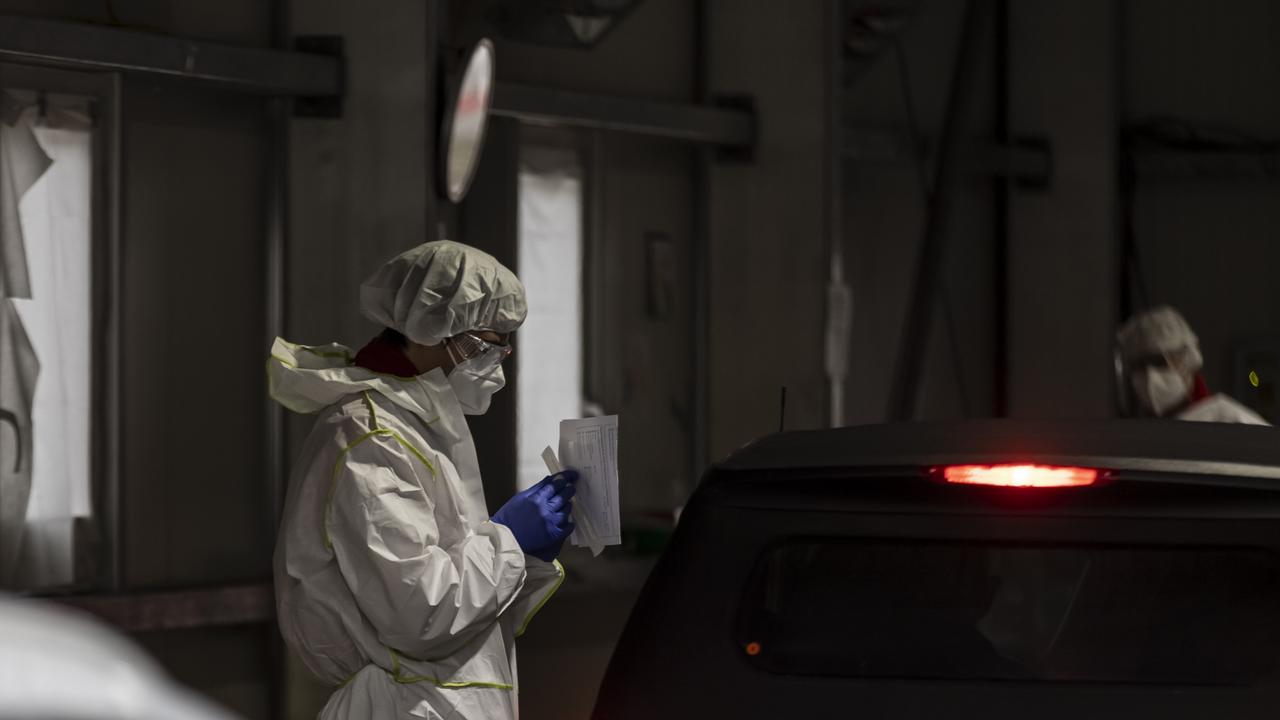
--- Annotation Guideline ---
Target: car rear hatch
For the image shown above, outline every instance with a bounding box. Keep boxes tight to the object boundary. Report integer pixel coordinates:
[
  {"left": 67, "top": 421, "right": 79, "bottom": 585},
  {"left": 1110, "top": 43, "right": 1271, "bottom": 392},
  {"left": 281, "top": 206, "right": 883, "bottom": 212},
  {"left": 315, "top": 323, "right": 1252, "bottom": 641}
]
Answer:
[{"left": 593, "top": 420, "right": 1280, "bottom": 719}]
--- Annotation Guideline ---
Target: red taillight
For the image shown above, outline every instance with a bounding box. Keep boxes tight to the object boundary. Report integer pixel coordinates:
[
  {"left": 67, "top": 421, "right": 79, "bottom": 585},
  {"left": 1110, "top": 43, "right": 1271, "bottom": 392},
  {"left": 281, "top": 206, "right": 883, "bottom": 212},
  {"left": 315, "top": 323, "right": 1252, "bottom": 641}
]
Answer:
[{"left": 942, "top": 464, "right": 1098, "bottom": 488}]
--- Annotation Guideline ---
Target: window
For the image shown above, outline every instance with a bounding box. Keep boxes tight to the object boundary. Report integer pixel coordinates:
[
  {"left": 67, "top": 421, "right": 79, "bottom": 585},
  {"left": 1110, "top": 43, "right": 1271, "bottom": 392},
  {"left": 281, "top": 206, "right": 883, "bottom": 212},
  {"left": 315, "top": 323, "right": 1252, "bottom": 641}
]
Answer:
[
  {"left": 515, "top": 145, "right": 585, "bottom": 491},
  {"left": 0, "top": 66, "right": 116, "bottom": 592},
  {"left": 739, "top": 539, "right": 1280, "bottom": 685}
]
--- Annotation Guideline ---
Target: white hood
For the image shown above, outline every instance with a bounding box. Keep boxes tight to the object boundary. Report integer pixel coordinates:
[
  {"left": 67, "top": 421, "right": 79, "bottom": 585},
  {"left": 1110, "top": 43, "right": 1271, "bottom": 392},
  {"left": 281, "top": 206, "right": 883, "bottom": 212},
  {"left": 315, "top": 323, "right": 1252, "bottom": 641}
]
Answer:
[{"left": 267, "top": 337, "right": 467, "bottom": 444}]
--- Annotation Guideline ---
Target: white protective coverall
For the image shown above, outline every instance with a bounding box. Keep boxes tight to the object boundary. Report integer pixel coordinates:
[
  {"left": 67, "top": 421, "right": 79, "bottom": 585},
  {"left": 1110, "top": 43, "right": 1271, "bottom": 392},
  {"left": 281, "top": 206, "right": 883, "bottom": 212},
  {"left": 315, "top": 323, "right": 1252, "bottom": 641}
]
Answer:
[
  {"left": 1177, "top": 393, "right": 1268, "bottom": 425},
  {"left": 270, "top": 339, "right": 563, "bottom": 719}
]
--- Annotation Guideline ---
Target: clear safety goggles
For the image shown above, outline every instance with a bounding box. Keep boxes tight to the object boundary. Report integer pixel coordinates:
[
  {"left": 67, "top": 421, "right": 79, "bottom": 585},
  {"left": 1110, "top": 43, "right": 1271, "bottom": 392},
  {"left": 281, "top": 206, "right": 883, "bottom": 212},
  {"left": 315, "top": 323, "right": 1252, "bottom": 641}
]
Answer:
[
  {"left": 448, "top": 331, "right": 513, "bottom": 371},
  {"left": 1124, "top": 351, "right": 1174, "bottom": 372}
]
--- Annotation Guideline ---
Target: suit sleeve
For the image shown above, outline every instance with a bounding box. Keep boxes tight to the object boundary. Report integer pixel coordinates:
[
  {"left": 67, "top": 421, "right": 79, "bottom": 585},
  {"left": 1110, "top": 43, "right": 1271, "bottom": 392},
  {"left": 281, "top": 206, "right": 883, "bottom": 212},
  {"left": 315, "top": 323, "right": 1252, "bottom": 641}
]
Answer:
[
  {"left": 326, "top": 430, "right": 528, "bottom": 660},
  {"left": 508, "top": 557, "right": 566, "bottom": 638}
]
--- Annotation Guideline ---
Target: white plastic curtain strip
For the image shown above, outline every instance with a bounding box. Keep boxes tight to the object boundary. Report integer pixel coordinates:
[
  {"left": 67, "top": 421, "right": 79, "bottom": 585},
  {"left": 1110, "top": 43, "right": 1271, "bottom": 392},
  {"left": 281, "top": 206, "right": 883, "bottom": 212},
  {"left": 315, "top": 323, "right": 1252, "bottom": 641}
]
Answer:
[
  {"left": 516, "top": 146, "right": 585, "bottom": 491},
  {"left": 0, "top": 90, "right": 93, "bottom": 588}
]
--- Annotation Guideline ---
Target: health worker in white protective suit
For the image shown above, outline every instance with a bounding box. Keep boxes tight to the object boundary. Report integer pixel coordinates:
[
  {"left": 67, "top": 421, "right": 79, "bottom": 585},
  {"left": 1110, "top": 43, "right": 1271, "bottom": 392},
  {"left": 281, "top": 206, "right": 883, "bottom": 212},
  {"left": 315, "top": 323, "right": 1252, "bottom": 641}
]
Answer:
[
  {"left": 1116, "top": 305, "right": 1269, "bottom": 425},
  {"left": 269, "top": 240, "right": 578, "bottom": 719}
]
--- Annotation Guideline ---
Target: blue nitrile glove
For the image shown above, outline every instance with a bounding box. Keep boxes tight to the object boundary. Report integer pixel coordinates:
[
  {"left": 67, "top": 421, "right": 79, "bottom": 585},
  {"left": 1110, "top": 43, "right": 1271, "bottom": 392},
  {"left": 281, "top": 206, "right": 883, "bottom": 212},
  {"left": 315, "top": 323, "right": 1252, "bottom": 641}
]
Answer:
[
  {"left": 530, "top": 476, "right": 577, "bottom": 562},
  {"left": 492, "top": 470, "right": 578, "bottom": 560}
]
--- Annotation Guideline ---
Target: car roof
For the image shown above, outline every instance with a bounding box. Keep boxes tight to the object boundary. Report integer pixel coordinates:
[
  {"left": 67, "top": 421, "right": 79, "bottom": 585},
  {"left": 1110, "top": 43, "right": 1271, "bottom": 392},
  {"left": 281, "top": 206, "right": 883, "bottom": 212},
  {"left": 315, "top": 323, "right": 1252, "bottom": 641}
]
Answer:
[
  {"left": 595, "top": 420, "right": 1280, "bottom": 719},
  {"left": 599, "top": 417, "right": 1280, "bottom": 712},
  {"left": 717, "top": 418, "right": 1280, "bottom": 483}
]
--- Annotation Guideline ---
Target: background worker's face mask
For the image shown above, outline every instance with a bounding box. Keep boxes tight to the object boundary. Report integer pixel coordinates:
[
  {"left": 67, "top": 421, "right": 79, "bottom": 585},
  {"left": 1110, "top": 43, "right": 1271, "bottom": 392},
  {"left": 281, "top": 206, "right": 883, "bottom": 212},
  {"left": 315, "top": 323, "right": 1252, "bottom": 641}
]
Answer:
[
  {"left": 446, "top": 332, "right": 511, "bottom": 415},
  {"left": 1132, "top": 366, "right": 1192, "bottom": 417}
]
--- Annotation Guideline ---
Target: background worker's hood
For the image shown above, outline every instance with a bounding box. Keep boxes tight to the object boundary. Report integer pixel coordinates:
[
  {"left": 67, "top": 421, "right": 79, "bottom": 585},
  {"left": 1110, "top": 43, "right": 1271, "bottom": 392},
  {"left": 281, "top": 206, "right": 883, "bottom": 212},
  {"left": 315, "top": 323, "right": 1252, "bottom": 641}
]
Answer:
[{"left": 267, "top": 337, "right": 466, "bottom": 445}]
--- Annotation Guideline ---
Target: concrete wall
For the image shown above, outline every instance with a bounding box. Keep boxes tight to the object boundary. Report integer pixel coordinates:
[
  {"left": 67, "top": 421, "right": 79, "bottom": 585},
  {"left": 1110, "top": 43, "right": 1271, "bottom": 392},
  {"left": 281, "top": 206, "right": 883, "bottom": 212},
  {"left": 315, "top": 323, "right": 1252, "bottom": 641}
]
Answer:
[
  {"left": 120, "top": 84, "right": 270, "bottom": 590},
  {"left": 841, "top": 0, "right": 1000, "bottom": 423},
  {"left": 119, "top": 83, "right": 276, "bottom": 717},
  {"left": 113, "top": 5, "right": 278, "bottom": 715},
  {"left": 1124, "top": 0, "right": 1280, "bottom": 407},
  {"left": 706, "top": 0, "right": 830, "bottom": 456},
  {"left": 842, "top": 0, "right": 1128, "bottom": 425},
  {"left": 286, "top": 0, "right": 435, "bottom": 356},
  {"left": 1006, "top": 0, "right": 1120, "bottom": 418},
  {"left": 583, "top": 131, "right": 696, "bottom": 512},
  {"left": 117, "top": 81, "right": 277, "bottom": 712}
]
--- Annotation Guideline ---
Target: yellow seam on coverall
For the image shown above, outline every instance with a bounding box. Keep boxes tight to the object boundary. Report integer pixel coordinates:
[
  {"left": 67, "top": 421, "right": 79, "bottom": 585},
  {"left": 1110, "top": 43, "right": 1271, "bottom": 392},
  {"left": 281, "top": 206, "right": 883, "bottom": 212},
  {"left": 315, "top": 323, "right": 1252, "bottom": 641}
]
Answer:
[
  {"left": 300, "top": 345, "right": 353, "bottom": 362},
  {"left": 516, "top": 559, "right": 566, "bottom": 638},
  {"left": 322, "top": 429, "right": 393, "bottom": 550},
  {"left": 322, "top": 409, "right": 440, "bottom": 551},
  {"left": 382, "top": 430, "right": 438, "bottom": 477},
  {"left": 359, "top": 387, "right": 445, "bottom": 430},
  {"left": 388, "top": 649, "right": 515, "bottom": 690},
  {"left": 358, "top": 396, "right": 439, "bottom": 468}
]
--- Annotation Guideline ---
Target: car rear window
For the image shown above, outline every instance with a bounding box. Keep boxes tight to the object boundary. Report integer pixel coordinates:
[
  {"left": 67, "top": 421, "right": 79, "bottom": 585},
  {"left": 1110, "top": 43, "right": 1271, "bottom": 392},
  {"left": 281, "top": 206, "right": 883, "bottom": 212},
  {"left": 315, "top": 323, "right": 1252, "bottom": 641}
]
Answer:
[{"left": 738, "top": 540, "right": 1280, "bottom": 685}]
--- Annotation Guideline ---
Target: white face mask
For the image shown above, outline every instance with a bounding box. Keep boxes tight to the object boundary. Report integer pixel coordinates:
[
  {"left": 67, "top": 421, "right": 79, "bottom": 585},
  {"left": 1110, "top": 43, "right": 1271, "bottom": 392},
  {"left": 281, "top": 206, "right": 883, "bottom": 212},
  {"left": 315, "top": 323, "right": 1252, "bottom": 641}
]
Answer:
[
  {"left": 448, "top": 356, "right": 506, "bottom": 415},
  {"left": 1132, "top": 367, "right": 1191, "bottom": 417}
]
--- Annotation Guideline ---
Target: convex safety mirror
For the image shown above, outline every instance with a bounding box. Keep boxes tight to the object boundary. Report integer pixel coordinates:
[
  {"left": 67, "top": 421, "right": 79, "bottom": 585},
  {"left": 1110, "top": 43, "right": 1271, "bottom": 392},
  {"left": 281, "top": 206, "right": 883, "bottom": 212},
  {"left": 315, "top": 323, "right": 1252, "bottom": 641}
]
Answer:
[{"left": 440, "top": 39, "right": 495, "bottom": 204}]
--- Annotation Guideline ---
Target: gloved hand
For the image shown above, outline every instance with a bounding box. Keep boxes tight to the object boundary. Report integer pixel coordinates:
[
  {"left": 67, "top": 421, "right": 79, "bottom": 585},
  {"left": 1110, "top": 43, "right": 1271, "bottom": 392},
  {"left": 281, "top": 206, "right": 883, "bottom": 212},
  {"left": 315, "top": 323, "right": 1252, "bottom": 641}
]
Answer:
[
  {"left": 526, "top": 472, "right": 577, "bottom": 562},
  {"left": 529, "top": 497, "right": 576, "bottom": 564},
  {"left": 491, "top": 470, "right": 577, "bottom": 561}
]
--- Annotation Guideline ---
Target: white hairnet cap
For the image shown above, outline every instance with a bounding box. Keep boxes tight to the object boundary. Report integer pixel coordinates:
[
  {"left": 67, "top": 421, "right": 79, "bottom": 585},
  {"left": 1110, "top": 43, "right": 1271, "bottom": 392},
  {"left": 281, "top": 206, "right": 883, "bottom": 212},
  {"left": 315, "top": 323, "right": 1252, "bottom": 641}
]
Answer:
[
  {"left": 1116, "top": 305, "right": 1203, "bottom": 373},
  {"left": 360, "top": 240, "right": 527, "bottom": 346}
]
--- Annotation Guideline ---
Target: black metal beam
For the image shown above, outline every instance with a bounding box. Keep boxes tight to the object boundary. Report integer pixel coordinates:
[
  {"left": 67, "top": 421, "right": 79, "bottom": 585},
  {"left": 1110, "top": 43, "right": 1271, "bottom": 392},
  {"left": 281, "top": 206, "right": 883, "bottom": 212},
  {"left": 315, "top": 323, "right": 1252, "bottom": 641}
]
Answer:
[
  {"left": 886, "top": 0, "right": 992, "bottom": 422},
  {"left": 0, "top": 15, "right": 342, "bottom": 97},
  {"left": 692, "top": 0, "right": 712, "bottom": 488},
  {"left": 1130, "top": 149, "right": 1280, "bottom": 181},
  {"left": 994, "top": 0, "right": 1010, "bottom": 418},
  {"left": 843, "top": 127, "right": 1051, "bottom": 184},
  {"left": 490, "top": 81, "right": 755, "bottom": 149}
]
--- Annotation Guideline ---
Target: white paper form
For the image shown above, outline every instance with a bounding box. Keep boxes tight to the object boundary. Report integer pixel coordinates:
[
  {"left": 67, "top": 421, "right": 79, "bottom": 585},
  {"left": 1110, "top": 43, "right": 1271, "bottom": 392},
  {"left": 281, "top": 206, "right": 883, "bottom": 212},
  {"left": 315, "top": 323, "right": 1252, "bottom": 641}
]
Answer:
[
  {"left": 543, "top": 415, "right": 619, "bottom": 557},
  {"left": 540, "top": 446, "right": 601, "bottom": 557}
]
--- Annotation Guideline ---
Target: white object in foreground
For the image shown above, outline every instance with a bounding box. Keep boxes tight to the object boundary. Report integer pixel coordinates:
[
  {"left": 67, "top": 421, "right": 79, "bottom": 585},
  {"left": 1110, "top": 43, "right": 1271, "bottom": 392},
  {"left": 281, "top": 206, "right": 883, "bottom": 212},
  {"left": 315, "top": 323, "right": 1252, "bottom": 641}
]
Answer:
[{"left": 0, "top": 595, "right": 241, "bottom": 720}]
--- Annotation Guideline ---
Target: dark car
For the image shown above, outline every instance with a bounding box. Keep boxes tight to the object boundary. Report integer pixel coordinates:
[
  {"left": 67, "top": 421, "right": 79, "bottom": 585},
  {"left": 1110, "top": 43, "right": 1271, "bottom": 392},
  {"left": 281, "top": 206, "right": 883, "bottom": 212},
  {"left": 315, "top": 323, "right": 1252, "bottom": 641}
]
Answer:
[{"left": 594, "top": 419, "right": 1280, "bottom": 719}]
